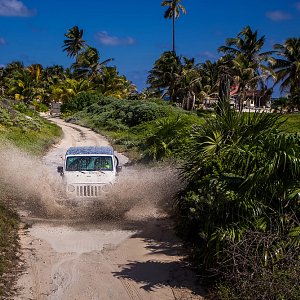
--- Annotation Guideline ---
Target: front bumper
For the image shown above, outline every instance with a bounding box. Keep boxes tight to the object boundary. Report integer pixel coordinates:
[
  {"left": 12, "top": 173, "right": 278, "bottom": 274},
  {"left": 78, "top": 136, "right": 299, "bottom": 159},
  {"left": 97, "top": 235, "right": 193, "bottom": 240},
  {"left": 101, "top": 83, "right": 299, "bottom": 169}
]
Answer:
[{"left": 67, "top": 184, "right": 112, "bottom": 197}]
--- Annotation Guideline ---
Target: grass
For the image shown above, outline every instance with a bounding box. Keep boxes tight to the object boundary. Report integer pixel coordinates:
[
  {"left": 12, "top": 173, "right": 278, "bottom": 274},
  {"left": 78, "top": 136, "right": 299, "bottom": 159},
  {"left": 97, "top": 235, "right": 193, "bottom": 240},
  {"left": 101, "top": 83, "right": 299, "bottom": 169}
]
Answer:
[
  {"left": 280, "top": 113, "right": 300, "bottom": 133},
  {"left": 0, "top": 119, "right": 62, "bottom": 155},
  {"left": 0, "top": 198, "right": 19, "bottom": 297},
  {"left": 0, "top": 100, "right": 62, "bottom": 297}
]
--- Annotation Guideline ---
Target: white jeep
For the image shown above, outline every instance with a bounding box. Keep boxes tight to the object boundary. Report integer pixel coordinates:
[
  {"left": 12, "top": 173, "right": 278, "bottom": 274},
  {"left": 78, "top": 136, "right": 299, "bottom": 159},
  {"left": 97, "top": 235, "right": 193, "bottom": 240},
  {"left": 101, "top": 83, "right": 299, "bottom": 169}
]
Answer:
[{"left": 57, "top": 146, "right": 121, "bottom": 198}]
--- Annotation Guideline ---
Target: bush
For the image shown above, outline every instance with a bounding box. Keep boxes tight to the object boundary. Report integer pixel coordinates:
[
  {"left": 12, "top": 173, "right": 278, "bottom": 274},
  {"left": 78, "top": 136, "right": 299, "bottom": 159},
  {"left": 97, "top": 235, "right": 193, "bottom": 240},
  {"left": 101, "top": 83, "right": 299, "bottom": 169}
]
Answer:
[
  {"left": 31, "top": 100, "right": 49, "bottom": 112},
  {"left": 214, "top": 230, "right": 300, "bottom": 300},
  {"left": 142, "top": 115, "right": 198, "bottom": 160},
  {"left": 61, "top": 92, "right": 101, "bottom": 113},
  {"left": 65, "top": 96, "right": 205, "bottom": 161},
  {"left": 84, "top": 98, "right": 175, "bottom": 127},
  {"left": 177, "top": 105, "right": 300, "bottom": 298},
  {"left": 0, "top": 100, "right": 43, "bottom": 131}
]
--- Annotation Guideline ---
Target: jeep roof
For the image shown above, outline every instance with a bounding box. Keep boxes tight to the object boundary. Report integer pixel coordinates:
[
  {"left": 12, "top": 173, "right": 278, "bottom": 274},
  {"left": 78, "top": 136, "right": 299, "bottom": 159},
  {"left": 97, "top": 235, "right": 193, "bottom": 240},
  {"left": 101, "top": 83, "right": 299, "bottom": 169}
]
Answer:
[{"left": 66, "top": 146, "right": 114, "bottom": 156}]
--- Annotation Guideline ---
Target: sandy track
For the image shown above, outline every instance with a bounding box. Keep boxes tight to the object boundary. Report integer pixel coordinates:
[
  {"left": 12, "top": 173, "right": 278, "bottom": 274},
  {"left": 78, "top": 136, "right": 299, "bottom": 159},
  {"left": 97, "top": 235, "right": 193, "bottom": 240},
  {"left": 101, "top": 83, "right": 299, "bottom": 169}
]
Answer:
[{"left": 13, "top": 117, "right": 204, "bottom": 300}]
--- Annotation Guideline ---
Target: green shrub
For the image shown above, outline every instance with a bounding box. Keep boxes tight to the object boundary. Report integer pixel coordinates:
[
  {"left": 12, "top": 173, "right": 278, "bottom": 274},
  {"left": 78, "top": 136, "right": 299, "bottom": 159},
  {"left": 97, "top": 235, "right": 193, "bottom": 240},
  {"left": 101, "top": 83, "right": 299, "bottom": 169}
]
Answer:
[
  {"left": 84, "top": 98, "right": 175, "bottom": 127},
  {"left": 0, "top": 98, "right": 62, "bottom": 154},
  {"left": 0, "top": 100, "right": 44, "bottom": 131},
  {"left": 65, "top": 96, "right": 204, "bottom": 161},
  {"left": 61, "top": 92, "right": 101, "bottom": 113},
  {"left": 142, "top": 115, "right": 195, "bottom": 160},
  {"left": 177, "top": 105, "right": 300, "bottom": 298},
  {"left": 31, "top": 100, "right": 49, "bottom": 112}
]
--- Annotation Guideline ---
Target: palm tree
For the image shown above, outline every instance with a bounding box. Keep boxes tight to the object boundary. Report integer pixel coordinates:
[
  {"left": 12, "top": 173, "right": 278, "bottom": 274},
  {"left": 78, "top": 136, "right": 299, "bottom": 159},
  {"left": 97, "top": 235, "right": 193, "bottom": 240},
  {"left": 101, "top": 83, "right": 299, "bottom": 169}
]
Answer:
[
  {"left": 95, "top": 66, "right": 136, "bottom": 99},
  {"left": 27, "top": 64, "right": 43, "bottom": 82},
  {"left": 161, "top": 0, "right": 186, "bottom": 53},
  {"left": 197, "top": 59, "right": 226, "bottom": 106},
  {"left": 218, "top": 26, "right": 272, "bottom": 110},
  {"left": 63, "top": 26, "right": 87, "bottom": 59},
  {"left": 270, "top": 38, "right": 300, "bottom": 99},
  {"left": 176, "top": 58, "right": 201, "bottom": 110},
  {"left": 51, "top": 78, "right": 94, "bottom": 103},
  {"left": 72, "top": 46, "right": 113, "bottom": 80},
  {"left": 231, "top": 55, "right": 263, "bottom": 111},
  {"left": 147, "top": 51, "right": 182, "bottom": 102},
  {"left": 6, "top": 69, "right": 34, "bottom": 101}
]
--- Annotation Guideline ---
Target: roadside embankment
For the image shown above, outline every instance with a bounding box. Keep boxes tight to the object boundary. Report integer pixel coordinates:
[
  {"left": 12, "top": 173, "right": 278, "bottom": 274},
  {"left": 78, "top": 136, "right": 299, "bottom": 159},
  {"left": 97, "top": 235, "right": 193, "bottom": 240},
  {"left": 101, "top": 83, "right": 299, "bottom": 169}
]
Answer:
[{"left": 0, "top": 99, "right": 62, "bottom": 298}]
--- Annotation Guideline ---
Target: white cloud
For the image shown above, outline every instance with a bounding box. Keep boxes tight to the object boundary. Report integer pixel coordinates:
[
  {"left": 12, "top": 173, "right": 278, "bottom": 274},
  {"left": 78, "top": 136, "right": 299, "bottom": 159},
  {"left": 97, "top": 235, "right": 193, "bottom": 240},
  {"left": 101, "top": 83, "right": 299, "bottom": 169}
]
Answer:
[
  {"left": 0, "top": 37, "right": 5, "bottom": 45},
  {"left": 95, "top": 31, "right": 136, "bottom": 46},
  {"left": 266, "top": 10, "right": 292, "bottom": 21},
  {"left": 0, "top": 0, "right": 35, "bottom": 17},
  {"left": 199, "top": 51, "right": 215, "bottom": 59}
]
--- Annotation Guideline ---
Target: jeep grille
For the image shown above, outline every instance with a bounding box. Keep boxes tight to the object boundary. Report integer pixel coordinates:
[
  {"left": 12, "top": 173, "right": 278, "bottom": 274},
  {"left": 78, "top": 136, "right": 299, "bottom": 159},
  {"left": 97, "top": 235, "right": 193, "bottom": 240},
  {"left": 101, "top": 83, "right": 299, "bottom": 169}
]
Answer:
[{"left": 76, "top": 185, "right": 103, "bottom": 197}]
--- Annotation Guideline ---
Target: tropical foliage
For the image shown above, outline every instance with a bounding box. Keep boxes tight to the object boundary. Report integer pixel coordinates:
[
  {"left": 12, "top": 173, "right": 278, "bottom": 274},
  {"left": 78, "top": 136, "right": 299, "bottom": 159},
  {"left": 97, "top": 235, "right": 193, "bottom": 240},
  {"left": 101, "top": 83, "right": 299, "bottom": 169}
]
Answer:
[
  {"left": 147, "top": 51, "right": 201, "bottom": 109},
  {"left": 0, "top": 26, "right": 136, "bottom": 110},
  {"left": 177, "top": 102, "right": 300, "bottom": 298},
  {"left": 218, "top": 26, "right": 273, "bottom": 111},
  {"left": 0, "top": 11, "right": 299, "bottom": 299},
  {"left": 270, "top": 38, "right": 300, "bottom": 111},
  {"left": 63, "top": 25, "right": 87, "bottom": 59}
]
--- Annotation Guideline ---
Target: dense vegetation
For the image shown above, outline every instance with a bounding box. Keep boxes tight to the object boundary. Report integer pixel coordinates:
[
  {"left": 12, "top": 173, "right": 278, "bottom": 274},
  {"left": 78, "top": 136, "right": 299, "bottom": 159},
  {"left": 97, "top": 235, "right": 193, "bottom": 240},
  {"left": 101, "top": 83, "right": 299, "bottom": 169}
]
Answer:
[
  {"left": 64, "top": 93, "right": 204, "bottom": 161},
  {"left": 0, "top": 99, "right": 62, "bottom": 297},
  {"left": 0, "top": 22, "right": 299, "bottom": 113},
  {"left": 176, "top": 102, "right": 300, "bottom": 299},
  {"left": 0, "top": 1, "right": 299, "bottom": 299}
]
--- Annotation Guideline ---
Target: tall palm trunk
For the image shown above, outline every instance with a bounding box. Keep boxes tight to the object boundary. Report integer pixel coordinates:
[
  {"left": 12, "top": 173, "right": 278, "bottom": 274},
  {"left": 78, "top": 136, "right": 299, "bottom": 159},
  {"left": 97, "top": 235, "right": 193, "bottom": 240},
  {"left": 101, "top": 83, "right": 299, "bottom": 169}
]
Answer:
[{"left": 172, "top": 14, "right": 175, "bottom": 54}]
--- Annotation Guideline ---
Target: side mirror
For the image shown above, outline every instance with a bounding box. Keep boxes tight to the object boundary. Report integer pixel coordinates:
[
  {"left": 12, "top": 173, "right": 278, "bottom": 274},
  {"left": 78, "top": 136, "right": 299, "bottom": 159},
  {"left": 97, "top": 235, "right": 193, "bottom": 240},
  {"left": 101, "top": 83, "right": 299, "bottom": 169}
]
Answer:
[
  {"left": 116, "top": 166, "right": 122, "bottom": 173},
  {"left": 57, "top": 166, "right": 64, "bottom": 175}
]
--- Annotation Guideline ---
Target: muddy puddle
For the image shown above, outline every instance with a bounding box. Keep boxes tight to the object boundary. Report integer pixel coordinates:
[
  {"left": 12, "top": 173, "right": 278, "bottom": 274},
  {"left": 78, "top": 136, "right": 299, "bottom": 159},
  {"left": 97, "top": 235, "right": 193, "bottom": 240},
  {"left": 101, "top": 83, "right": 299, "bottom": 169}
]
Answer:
[{"left": 0, "top": 145, "right": 182, "bottom": 225}]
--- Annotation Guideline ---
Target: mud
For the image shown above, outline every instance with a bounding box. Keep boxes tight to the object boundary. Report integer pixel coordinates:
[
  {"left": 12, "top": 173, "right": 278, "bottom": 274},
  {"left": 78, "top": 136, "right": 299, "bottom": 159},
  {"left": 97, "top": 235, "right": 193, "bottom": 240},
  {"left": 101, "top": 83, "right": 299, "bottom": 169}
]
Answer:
[{"left": 0, "top": 145, "right": 181, "bottom": 223}]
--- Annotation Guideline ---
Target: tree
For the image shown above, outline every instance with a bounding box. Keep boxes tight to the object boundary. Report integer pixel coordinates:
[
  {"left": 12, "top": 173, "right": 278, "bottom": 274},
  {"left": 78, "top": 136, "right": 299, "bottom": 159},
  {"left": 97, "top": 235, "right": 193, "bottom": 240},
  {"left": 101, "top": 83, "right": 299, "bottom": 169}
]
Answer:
[
  {"left": 161, "top": 0, "right": 186, "bottom": 54},
  {"left": 72, "top": 46, "right": 113, "bottom": 80},
  {"left": 218, "top": 26, "right": 272, "bottom": 111},
  {"left": 50, "top": 77, "right": 94, "bottom": 103},
  {"left": 147, "top": 51, "right": 182, "bottom": 102},
  {"left": 6, "top": 68, "right": 34, "bottom": 101},
  {"left": 27, "top": 64, "right": 43, "bottom": 82},
  {"left": 271, "top": 38, "right": 300, "bottom": 103},
  {"left": 197, "top": 59, "right": 229, "bottom": 106},
  {"left": 95, "top": 66, "right": 136, "bottom": 99},
  {"left": 176, "top": 58, "right": 201, "bottom": 110},
  {"left": 63, "top": 26, "right": 87, "bottom": 59},
  {"left": 231, "top": 55, "right": 262, "bottom": 111}
]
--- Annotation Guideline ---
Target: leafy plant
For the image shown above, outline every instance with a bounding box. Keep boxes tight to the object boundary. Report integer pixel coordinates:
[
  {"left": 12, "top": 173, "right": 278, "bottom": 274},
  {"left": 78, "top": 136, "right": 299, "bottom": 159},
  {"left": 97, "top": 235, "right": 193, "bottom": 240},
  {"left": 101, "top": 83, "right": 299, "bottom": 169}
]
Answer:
[
  {"left": 177, "top": 102, "right": 300, "bottom": 283},
  {"left": 61, "top": 91, "right": 99, "bottom": 113},
  {"left": 143, "top": 114, "right": 195, "bottom": 160}
]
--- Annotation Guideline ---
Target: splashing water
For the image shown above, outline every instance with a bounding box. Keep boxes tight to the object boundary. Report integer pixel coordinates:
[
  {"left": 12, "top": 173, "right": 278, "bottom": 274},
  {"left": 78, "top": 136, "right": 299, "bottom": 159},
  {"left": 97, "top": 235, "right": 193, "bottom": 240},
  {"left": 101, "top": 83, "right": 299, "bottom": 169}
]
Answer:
[{"left": 0, "top": 145, "right": 183, "bottom": 223}]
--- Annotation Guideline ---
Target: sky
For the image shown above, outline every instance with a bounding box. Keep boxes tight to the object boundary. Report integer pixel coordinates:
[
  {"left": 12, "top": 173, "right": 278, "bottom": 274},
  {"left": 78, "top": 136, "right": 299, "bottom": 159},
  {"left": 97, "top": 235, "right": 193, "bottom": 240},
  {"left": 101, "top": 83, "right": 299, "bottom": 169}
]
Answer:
[{"left": 0, "top": 0, "right": 299, "bottom": 93}]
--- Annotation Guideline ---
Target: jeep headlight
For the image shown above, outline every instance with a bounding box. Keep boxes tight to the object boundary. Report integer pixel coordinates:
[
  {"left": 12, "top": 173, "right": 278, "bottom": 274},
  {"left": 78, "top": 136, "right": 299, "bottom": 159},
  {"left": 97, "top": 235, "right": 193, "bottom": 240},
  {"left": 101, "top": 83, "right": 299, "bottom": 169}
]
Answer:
[
  {"left": 101, "top": 184, "right": 112, "bottom": 193},
  {"left": 67, "top": 185, "right": 75, "bottom": 192}
]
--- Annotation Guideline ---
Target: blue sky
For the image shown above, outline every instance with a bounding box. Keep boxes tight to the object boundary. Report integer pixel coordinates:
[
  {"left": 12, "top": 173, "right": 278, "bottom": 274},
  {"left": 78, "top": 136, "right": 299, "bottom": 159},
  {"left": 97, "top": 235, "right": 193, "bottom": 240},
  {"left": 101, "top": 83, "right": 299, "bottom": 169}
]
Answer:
[{"left": 0, "top": 0, "right": 299, "bottom": 92}]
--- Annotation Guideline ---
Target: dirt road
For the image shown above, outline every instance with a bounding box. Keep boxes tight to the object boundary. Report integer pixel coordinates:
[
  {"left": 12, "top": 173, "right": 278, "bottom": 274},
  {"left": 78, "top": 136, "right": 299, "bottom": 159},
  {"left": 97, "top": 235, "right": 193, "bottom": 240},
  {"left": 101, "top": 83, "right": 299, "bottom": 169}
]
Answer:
[{"left": 12, "top": 117, "right": 204, "bottom": 300}]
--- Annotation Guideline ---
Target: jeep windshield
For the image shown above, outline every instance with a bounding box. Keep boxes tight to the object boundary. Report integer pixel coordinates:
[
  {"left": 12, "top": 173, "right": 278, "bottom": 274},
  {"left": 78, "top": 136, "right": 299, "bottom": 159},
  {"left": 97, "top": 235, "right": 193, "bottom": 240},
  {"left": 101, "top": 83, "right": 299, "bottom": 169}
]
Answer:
[{"left": 66, "top": 156, "right": 113, "bottom": 172}]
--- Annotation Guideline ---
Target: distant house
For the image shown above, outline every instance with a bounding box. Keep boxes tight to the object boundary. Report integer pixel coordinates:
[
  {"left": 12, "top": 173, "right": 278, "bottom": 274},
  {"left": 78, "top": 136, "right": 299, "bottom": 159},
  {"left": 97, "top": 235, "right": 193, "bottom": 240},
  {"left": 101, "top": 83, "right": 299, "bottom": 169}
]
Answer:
[{"left": 230, "top": 84, "right": 272, "bottom": 109}]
